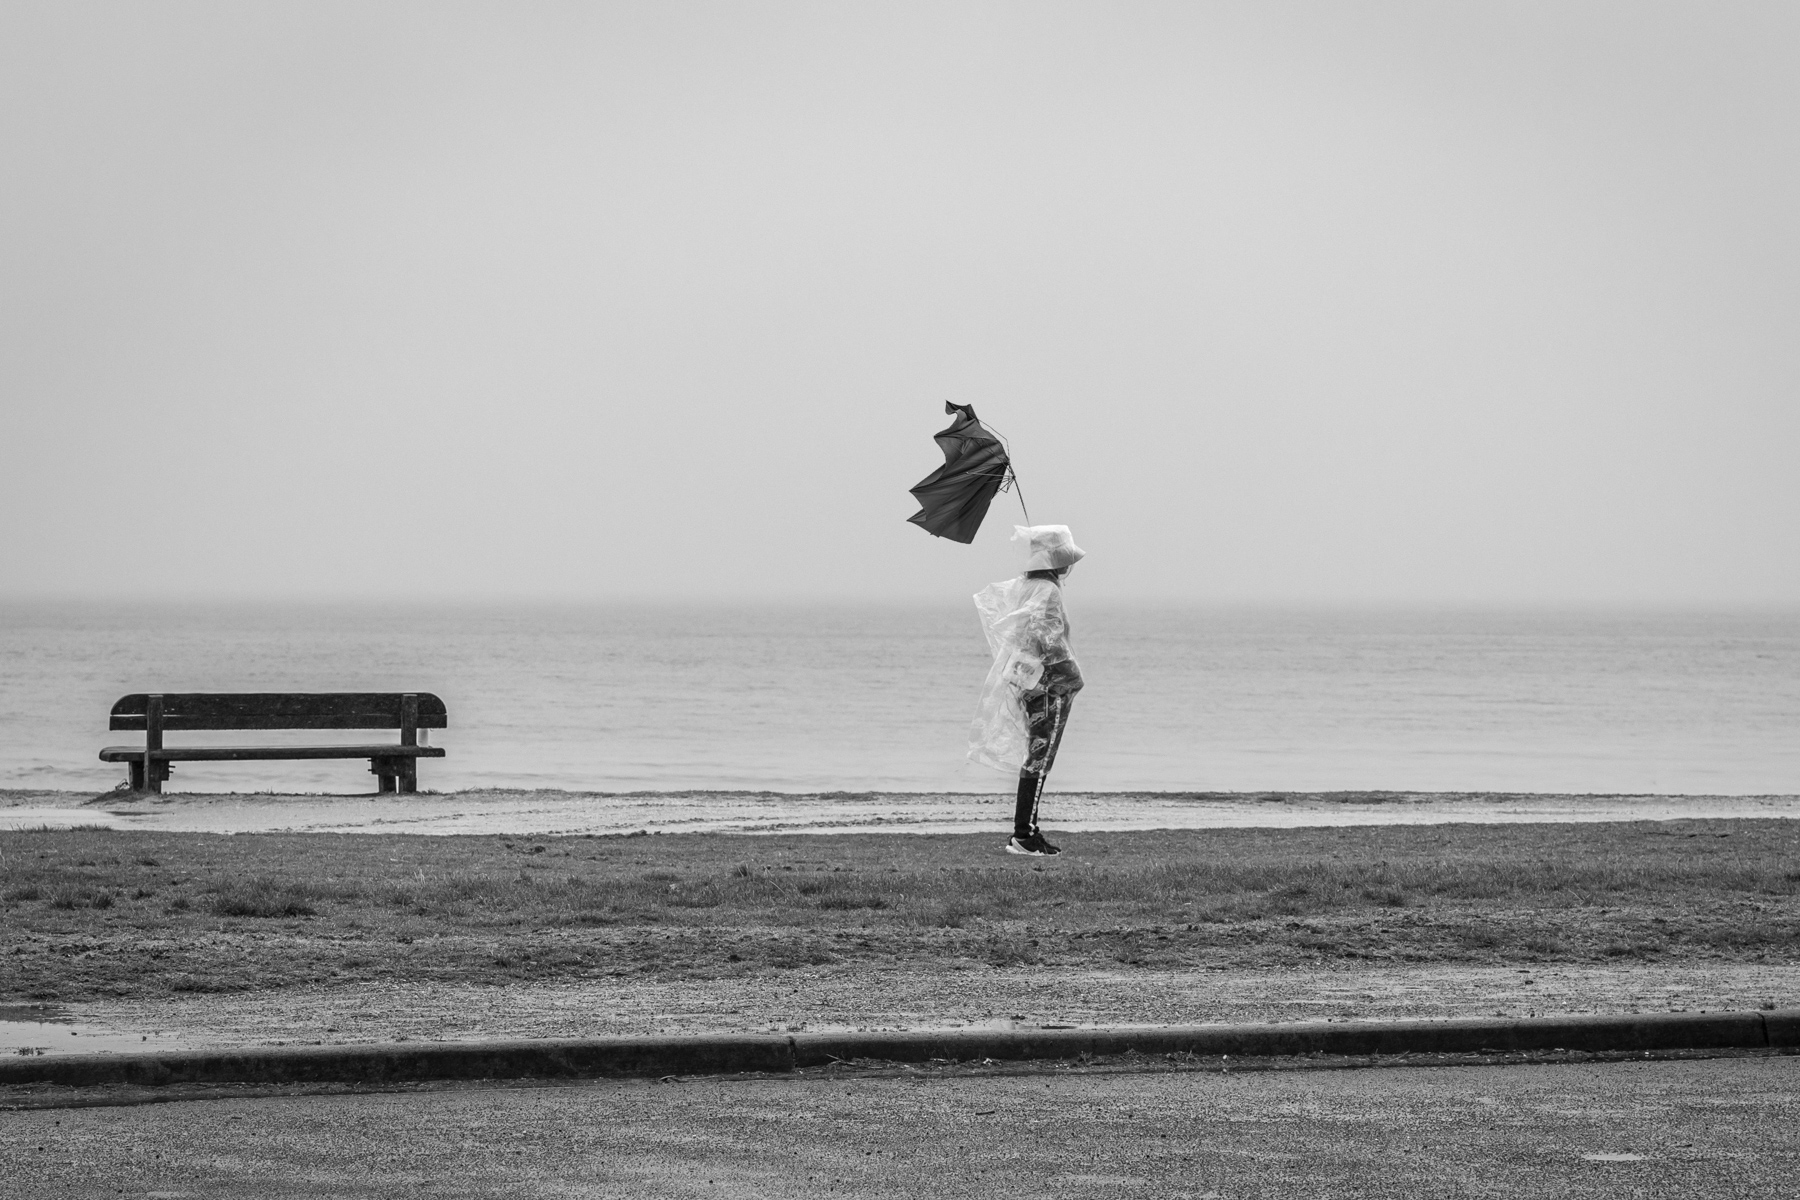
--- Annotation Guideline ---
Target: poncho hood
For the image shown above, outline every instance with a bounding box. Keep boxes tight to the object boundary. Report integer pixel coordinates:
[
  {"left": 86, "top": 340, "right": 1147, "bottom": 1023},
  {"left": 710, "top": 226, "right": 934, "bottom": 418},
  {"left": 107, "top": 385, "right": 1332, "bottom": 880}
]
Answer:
[{"left": 1014, "top": 525, "right": 1085, "bottom": 572}]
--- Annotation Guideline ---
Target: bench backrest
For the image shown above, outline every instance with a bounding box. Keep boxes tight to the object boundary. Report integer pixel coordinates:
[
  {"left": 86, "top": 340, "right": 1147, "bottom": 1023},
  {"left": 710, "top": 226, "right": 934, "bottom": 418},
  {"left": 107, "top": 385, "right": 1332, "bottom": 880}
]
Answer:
[{"left": 109, "top": 693, "right": 448, "bottom": 732}]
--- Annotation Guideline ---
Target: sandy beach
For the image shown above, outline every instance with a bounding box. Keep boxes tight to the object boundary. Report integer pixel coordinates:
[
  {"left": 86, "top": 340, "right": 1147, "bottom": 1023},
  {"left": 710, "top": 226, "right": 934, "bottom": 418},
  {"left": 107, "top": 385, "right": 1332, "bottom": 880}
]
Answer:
[{"left": 5, "top": 787, "right": 1798, "bottom": 836}]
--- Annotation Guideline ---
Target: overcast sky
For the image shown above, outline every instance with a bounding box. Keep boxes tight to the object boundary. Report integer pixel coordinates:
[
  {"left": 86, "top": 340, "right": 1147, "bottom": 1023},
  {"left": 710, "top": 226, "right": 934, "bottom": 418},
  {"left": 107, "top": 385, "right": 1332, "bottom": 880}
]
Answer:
[{"left": 3, "top": 2, "right": 1796, "bottom": 605}]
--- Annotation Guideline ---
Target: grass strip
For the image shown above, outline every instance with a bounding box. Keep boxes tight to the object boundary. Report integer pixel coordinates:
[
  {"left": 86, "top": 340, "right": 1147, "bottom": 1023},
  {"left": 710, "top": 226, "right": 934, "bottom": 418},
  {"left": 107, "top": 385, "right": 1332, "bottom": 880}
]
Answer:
[{"left": 3, "top": 820, "right": 1796, "bottom": 1002}]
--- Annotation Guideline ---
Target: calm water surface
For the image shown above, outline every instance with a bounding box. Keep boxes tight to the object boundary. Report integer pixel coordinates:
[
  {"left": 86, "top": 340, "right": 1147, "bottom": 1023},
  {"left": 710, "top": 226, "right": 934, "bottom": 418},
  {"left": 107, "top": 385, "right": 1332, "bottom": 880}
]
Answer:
[{"left": 1, "top": 601, "right": 1795, "bottom": 795}]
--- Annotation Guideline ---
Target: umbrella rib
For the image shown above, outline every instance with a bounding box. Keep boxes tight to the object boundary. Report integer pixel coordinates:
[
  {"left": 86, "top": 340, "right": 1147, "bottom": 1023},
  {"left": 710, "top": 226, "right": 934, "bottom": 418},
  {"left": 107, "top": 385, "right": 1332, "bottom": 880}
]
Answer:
[{"left": 977, "top": 416, "right": 1030, "bottom": 524}]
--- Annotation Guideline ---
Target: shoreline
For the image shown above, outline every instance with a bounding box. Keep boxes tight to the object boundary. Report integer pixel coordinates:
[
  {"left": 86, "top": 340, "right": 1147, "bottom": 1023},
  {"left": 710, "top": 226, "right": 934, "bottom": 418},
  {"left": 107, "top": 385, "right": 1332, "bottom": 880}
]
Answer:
[{"left": 3, "top": 787, "right": 1797, "bottom": 837}]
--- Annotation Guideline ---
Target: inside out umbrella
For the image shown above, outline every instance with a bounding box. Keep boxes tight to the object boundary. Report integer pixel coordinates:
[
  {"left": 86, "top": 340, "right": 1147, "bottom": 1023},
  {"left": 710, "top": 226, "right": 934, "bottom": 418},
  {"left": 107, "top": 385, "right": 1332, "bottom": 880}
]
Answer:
[{"left": 907, "top": 402, "right": 1026, "bottom": 543}]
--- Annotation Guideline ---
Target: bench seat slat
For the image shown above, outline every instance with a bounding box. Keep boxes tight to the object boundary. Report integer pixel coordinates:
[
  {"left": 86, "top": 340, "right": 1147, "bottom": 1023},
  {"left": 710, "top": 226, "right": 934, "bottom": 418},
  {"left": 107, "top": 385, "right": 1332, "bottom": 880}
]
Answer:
[
  {"left": 109, "top": 692, "right": 448, "bottom": 732},
  {"left": 110, "top": 715, "right": 446, "bottom": 731},
  {"left": 100, "top": 745, "right": 447, "bottom": 763}
]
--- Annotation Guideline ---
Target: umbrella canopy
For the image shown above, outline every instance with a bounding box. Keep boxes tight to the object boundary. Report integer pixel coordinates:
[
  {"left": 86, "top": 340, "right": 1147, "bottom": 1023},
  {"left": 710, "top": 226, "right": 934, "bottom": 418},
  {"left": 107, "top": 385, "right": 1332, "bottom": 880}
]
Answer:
[{"left": 907, "top": 402, "right": 1016, "bottom": 543}]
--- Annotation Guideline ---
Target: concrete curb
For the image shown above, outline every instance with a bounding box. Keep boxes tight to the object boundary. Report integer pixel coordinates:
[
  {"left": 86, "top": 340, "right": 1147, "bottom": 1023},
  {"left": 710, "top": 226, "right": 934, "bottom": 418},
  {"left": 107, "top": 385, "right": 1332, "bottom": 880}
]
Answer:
[
  {"left": 0, "top": 1034, "right": 794, "bottom": 1090},
  {"left": 4, "top": 1011, "right": 1794, "bottom": 1091}
]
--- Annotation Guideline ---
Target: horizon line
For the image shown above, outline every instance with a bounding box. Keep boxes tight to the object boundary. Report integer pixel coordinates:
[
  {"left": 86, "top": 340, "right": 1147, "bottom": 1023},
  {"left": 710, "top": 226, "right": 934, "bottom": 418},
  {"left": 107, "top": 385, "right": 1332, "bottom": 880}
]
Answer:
[{"left": 4, "top": 592, "right": 1799, "bottom": 615}]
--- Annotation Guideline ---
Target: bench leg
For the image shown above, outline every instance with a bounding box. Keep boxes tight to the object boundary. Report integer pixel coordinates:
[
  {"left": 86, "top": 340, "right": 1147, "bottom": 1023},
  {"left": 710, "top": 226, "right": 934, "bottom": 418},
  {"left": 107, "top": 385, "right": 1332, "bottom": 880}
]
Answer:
[
  {"left": 371, "top": 758, "right": 396, "bottom": 793},
  {"left": 397, "top": 757, "right": 418, "bottom": 795},
  {"left": 128, "top": 759, "right": 145, "bottom": 791},
  {"left": 144, "top": 695, "right": 164, "bottom": 795}
]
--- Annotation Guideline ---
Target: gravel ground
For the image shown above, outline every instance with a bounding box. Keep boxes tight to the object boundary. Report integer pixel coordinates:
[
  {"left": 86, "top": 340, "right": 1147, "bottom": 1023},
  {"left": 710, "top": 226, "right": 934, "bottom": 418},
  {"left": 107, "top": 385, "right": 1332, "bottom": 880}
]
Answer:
[{"left": 20, "top": 961, "right": 1799, "bottom": 1052}]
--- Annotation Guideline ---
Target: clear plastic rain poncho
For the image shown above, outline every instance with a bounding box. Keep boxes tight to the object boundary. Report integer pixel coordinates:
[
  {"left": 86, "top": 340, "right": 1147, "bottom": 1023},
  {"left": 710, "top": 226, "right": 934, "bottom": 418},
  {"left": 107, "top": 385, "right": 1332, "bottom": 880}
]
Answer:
[{"left": 967, "top": 526, "right": 1085, "bottom": 772}]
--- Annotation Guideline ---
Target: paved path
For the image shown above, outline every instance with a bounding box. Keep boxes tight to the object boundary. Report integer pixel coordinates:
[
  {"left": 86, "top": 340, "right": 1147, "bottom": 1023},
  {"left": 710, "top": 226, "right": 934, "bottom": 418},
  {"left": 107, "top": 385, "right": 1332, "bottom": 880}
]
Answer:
[{"left": 4, "top": 1055, "right": 1795, "bottom": 1197}]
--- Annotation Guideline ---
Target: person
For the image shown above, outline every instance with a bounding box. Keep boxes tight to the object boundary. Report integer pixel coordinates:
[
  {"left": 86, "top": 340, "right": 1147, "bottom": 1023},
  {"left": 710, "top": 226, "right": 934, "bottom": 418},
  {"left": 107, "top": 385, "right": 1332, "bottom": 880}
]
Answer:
[{"left": 968, "top": 525, "right": 1086, "bottom": 856}]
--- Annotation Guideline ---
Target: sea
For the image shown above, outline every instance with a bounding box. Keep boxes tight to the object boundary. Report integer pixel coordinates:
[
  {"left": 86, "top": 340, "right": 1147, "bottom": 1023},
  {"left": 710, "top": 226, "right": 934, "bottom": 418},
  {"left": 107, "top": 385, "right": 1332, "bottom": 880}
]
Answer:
[{"left": 1, "top": 601, "right": 1796, "bottom": 797}]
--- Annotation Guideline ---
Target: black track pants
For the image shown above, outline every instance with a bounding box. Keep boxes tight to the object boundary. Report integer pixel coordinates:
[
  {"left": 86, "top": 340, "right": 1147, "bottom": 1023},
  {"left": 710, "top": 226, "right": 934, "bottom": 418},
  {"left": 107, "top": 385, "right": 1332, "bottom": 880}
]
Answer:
[{"left": 1013, "top": 689, "right": 1074, "bottom": 837}]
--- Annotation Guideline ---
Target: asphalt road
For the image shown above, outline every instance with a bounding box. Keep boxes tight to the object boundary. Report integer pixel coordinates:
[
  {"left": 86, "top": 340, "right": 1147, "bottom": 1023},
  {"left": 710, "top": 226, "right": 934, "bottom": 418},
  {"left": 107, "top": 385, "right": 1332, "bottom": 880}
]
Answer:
[{"left": 3, "top": 1056, "right": 1796, "bottom": 1198}]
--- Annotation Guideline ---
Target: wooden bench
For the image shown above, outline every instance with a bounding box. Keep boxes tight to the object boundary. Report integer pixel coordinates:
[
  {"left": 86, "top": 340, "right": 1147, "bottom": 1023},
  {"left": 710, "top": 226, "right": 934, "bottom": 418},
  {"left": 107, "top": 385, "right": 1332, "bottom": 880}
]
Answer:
[{"left": 100, "top": 693, "right": 447, "bottom": 794}]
